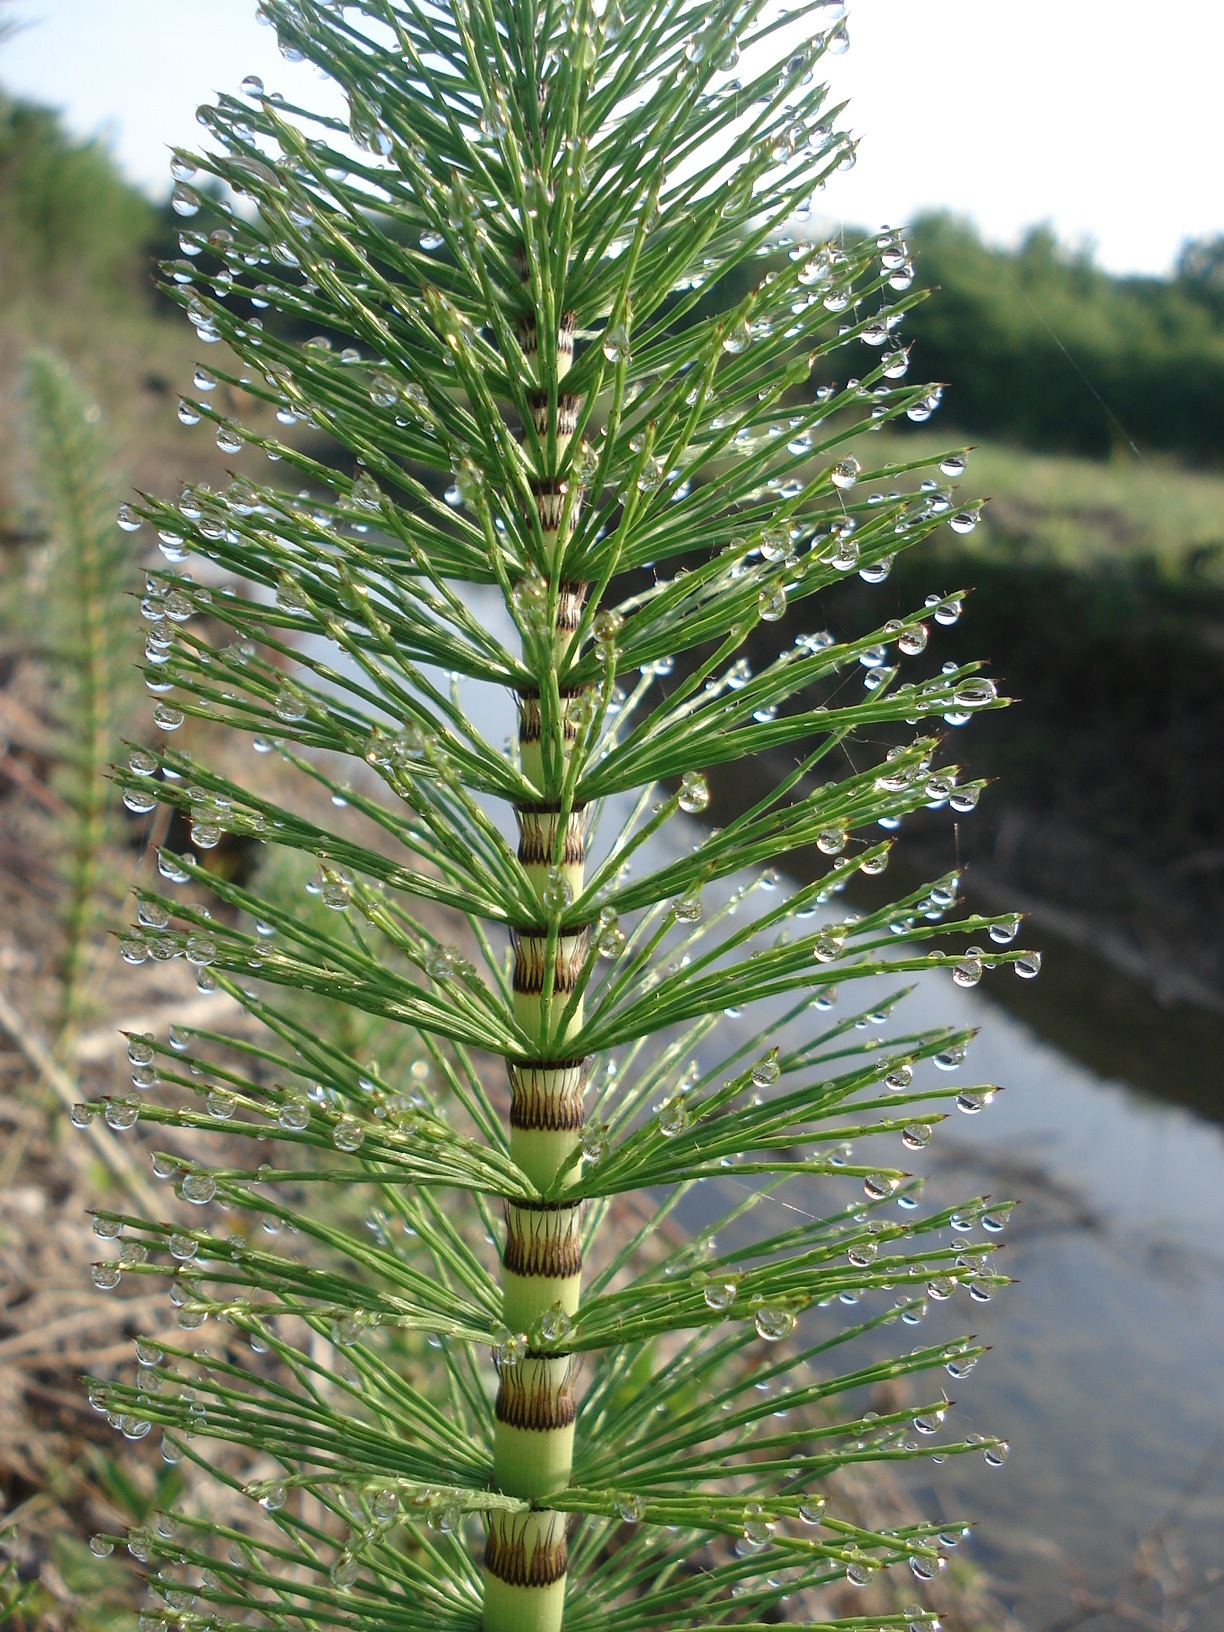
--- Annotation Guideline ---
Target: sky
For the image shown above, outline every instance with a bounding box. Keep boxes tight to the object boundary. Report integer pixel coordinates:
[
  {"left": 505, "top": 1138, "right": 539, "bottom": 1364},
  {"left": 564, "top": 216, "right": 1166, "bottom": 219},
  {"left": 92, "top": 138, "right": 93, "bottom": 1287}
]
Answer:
[{"left": 1, "top": 0, "right": 1221, "bottom": 278}]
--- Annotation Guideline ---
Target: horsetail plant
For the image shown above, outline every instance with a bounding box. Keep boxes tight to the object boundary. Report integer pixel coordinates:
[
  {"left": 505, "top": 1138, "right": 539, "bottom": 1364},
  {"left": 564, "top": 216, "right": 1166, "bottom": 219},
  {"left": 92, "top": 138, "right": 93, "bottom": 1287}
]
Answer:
[
  {"left": 86, "top": 2, "right": 1032, "bottom": 1630},
  {"left": 27, "top": 351, "right": 137, "bottom": 1041}
]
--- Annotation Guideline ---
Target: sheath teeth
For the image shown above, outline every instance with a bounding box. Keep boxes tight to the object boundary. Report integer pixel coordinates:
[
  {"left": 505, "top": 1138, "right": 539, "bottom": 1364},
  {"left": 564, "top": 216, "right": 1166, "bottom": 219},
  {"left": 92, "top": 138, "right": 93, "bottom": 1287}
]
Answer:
[
  {"left": 516, "top": 806, "right": 586, "bottom": 870},
  {"left": 516, "top": 309, "right": 577, "bottom": 373},
  {"left": 530, "top": 392, "right": 581, "bottom": 438},
  {"left": 517, "top": 691, "right": 583, "bottom": 750},
  {"left": 530, "top": 479, "right": 580, "bottom": 536},
  {"left": 503, "top": 1201, "right": 584, "bottom": 1280},
  {"left": 555, "top": 580, "right": 588, "bottom": 631},
  {"left": 509, "top": 1058, "right": 588, "bottom": 1131},
  {"left": 495, "top": 1354, "right": 579, "bottom": 1429},
  {"left": 485, "top": 1512, "right": 569, "bottom": 1587},
  {"left": 511, "top": 929, "right": 590, "bottom": 996}
]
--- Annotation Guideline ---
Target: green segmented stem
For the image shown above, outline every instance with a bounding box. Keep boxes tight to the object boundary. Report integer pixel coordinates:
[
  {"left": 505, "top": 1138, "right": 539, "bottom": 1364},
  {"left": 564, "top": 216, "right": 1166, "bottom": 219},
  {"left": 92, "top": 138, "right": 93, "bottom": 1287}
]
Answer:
[{"left": 484, "top": 317, "right": 588, "bottom": 1632}]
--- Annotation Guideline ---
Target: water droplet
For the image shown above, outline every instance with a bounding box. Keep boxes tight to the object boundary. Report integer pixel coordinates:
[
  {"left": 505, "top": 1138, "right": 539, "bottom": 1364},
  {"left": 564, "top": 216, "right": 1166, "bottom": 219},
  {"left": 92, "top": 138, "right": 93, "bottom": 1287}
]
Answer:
[
  {"left": 830, "top": 455, "right": 860, "bottom": 489},
  {"left": 657, "top": 1098, "right": 689, "bottom": 1138},
  {"left": 185, "top": 933, "right": 216, "bottom": 966},
  {"left": 581, "top": 1122, "right": 609, "bottom": 1162},
  {"left": 984, "top": 1439, "right": 1009, "bottom": 1467},
  {"left": 678, "top": 770, "right": 710, "bottom": 813},
  {"left": 104, "top": 1098, "right": 140, "bottom": 1131},
  {"left": 180, "top": 1172, "right": 216, "bottom": 1204},
  {"left": 722, "top": 319, "right": 751, "bottom": 355},
  {"left": 902, "top": 1122, "right": 932, "bottom": 1150},
  {"left": 279, "top": 1098, "right": 310, "bottom": 1131},
  {"left": 369, "top": 371, "right": 399, "bottom": 408},
  {"left": 331, "top": 1554, "right": 359, "bottom": 1589},
  {"left": 92, "top": 1263, "right": 122, "bottom": 1290},
  {"left": 602, "top": 321, "right": 630, "bottom": 363},
  {"left": 952, "top": 955, "right": 982, "bottom": 988},
  {"left": 741, "top": 1502, "right": 775, "bottom": 1546},
  {"left": 171, "top": 183, "right": 201, "bottom": 217},
  {"left": 636, "top": 454, "right": 665, "bottom": 493},
  {"left": 616, "top": 1494, "right": 644, "bottom": 1523},
  {"left": 429, "top": 1498, "right": 461, "bottom": 1533},
  {"left": 674, "top": 888, "right": 702, "bottom": 924},
  {"left": 351, "top": 471, "right": 382, "bottom": 509},
  {"left": 274, "top": 686, "right": 308, "bottom": 722},
  {"left": 751, "top": 1053, "right": 780, "bottom": 1088},
  {"left": 754, "top": 1305, "right": 795, "bottom": 1342},
  {"left": 758, "top": 583, "right": 787, "bottom": 622},
  {"left": 123, "top": 787, "right": 159, "bottom": 815},
  {"left": 1015, "top": 951, "right": 1042, "bottom": 979},
  {"left": 863, "top": 1172, "right": 897, "bottom": 1200},
  {"left": 321, "top": 879, "right": 351, "bottom": 911},
  {"left": 159, "top": 851, "right": 191, "bottom": 883},
  {"left": 541, "top": 866, "right": 573, "bottom": 912},
  {"left": 152, "top": 703, "right": 185, "bottom": 731},
  {"left": 260, "top": 1480, "right": 287, "bottom": 1511},
  {"left": 798, "top": 1495, "right": 827, "bottom": 1525},
  {"left": 333, "top": 1116, "right": 365, "bottom": 1152},
  {"left": 536, "top": 1303, "right": 573, "bottom": 1345},
  {"left": 241, "top": 74, "right": 265, "bottom": 98},
  {"left": 494, "top": 1330, "right": 528, "bottom": 1367},
  {"left": 89, "top": 1535, "right": 115, "bottom": 1558},
  {"left": 703, "top": 1277, "right": 740, "bottom": 1311}
]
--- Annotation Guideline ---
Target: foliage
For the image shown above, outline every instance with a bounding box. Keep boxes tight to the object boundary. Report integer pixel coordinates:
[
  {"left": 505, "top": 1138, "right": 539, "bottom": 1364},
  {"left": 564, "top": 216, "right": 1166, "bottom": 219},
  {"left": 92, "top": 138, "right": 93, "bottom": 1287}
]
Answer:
[
  {"left": 898, "top": 213, "right": 1224, "bottom": 465},
  {"left": 0, "top": 92, "right": 164, "bottom": 310},
  {"left": 81, "top": 4, "right": 1033, "bottom": 1632}
]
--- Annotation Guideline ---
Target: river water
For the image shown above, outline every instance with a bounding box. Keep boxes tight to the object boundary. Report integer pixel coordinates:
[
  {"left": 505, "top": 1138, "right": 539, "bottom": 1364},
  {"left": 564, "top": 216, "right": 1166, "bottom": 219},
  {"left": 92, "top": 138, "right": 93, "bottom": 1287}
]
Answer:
[
  {"left": 344, "top": 590, "right": 1224, "bottom": 1630},
  {"left": 603, "top": 781, "right": 1224, "bottom": 1632}
]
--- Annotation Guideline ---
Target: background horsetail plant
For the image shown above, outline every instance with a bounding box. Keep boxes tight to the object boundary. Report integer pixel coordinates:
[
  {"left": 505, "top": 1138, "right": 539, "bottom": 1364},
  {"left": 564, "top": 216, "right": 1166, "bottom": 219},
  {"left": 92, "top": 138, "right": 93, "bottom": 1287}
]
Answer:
[{"left": 86, "top": 0, "right": 1035, "bottom": 1629}]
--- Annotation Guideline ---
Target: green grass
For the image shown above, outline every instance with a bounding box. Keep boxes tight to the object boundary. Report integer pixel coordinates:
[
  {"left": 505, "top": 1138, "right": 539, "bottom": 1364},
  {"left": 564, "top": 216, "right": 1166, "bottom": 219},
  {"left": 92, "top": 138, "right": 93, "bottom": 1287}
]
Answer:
[{"left": 863, "top": 429, "right": 1224, "bottom": 581}]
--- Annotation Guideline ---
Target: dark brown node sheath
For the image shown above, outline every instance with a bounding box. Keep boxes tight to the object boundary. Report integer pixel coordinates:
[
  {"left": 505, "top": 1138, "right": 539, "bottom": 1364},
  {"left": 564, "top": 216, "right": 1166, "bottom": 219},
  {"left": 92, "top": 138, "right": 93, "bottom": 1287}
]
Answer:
[
  {"left": 515, "top": 806, "right": 586, "bottom": 870},
  {"left": 510, "top": 926, "right": 591, "bottom": 995},
  {"left": 494, "top": 1356, "right": 579, "bottom": 1430},
  {"left": 508, "top": 1058, "right": 588, "bottom": 1131},
  {"left": 503, "top": 1200, "right": 584, "bottom": 1279},
  {"left": 485, "top": 1521, "right": 569, "bottom": 1588}
]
